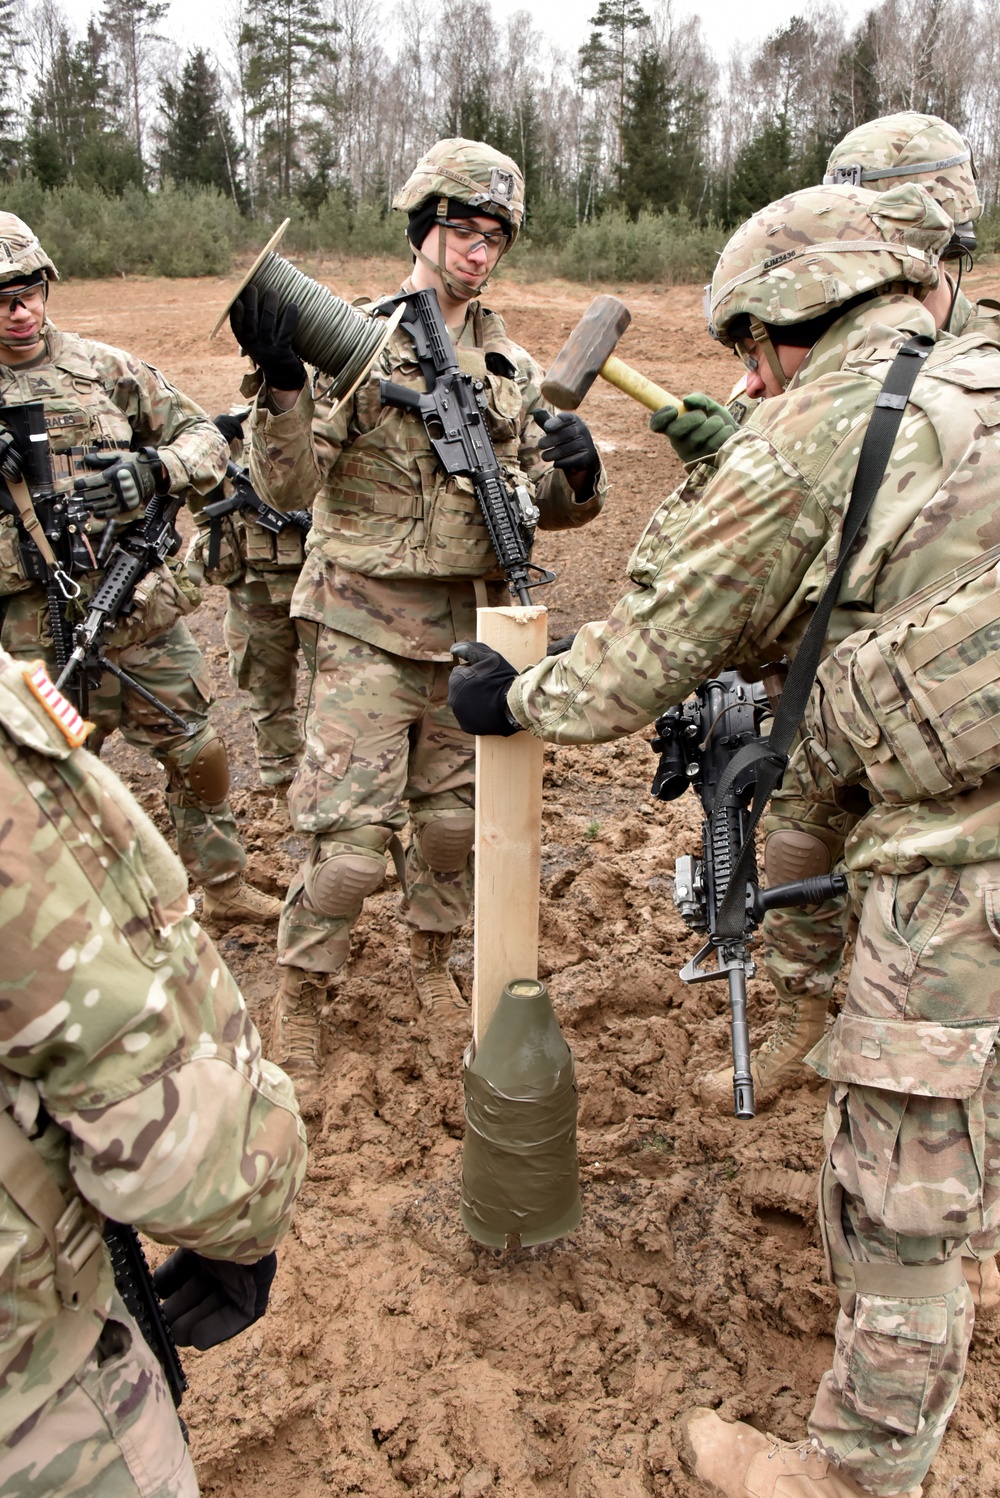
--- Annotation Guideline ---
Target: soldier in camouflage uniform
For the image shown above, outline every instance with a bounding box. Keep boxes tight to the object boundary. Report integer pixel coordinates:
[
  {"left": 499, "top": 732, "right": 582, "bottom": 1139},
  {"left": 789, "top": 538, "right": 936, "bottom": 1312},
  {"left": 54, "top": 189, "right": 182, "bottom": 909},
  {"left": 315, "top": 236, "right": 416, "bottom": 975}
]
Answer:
[
  {"left": 450, "top": 179, "right": 1000, "bottom": 1495},
  {"left": 652, "top": 113, "right": 984, "bottom": 479},
  {"left": 652, "top": 115, "right": 989, "bottom": 1111},
  {"left": 0, "top": 649, "right": 306, "bottom": 1497},
  {"left": 186, "top": 412, "right": 311, "bottom": 826},
  {"left": 236, "top": 139, "right": 606, "bottom": 1084},
  {"left": 0, "top": 215, "right": 282, "bottom": 927}
]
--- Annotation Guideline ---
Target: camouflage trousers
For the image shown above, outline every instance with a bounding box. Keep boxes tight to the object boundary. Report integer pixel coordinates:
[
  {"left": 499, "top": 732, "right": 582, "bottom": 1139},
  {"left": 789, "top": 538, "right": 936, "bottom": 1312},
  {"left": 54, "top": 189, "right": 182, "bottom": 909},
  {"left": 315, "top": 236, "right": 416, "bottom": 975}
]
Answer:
[
  {"left": 224, "top": 575, "right": 312, "bottom": 788},
  {"left": 280, "top": 628, "right": 475, "bottom": 973},
  {"left": 808, "top": 860, "right": 1000, "bottom": 1494},
  {"left": 0, "top": 1294, "right": 197, "bottom": 1497},
  {"left": 1, "top": 593, "right": 244, "bottom": 888}
]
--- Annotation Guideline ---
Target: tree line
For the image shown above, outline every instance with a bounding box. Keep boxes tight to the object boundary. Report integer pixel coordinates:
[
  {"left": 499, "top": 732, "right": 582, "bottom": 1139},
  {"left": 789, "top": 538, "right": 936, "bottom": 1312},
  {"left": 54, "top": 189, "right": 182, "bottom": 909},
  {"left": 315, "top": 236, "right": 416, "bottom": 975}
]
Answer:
[{"left": 3, "top": 0, "right": 1000, "bottom": 251}]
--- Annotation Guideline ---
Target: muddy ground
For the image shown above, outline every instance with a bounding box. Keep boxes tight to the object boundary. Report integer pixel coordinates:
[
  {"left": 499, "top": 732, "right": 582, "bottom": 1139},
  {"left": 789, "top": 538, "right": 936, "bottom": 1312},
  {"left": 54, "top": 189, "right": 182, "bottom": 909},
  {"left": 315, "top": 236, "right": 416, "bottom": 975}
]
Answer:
[{"left": 57, "top": 255, "right": 1000, "bottom": 1496}]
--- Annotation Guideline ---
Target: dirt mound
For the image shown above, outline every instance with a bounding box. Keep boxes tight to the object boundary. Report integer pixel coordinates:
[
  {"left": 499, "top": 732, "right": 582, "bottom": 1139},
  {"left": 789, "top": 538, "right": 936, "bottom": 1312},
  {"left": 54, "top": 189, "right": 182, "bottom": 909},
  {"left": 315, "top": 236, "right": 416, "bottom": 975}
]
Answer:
[{"left": 71, "top": 258, "right": 1000, "bottom": 1495}]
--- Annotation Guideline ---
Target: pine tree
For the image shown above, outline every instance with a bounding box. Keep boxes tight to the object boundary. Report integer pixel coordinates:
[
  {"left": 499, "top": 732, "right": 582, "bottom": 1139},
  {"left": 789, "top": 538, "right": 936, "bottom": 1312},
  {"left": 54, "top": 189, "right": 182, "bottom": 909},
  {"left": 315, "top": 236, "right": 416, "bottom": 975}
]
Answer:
[
  {"left": 26, "top": 22, "right": 143, "bottom": 191},
  {"left": 98, "top": 0, "right": 168, "bottom": 169},
  {"left": 620, "top": 46, "right": 708, "bottom": 216},
  {"left": 579, "top": 0, "right": 650, "bottom": 186},
  {"left": 158, "top": 50, "right": 242, "bottom": 199},
  {"left": 240, "top": 0, "right": 339, "bottom": 200},
  {"left": 0, "top": 0, "right": 25, "bottom": 173}
]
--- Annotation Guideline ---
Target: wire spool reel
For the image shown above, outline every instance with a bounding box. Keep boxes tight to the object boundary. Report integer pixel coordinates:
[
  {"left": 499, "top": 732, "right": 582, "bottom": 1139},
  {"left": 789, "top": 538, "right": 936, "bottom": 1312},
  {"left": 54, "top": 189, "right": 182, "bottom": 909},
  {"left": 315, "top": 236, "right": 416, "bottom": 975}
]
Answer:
[{"left": 210, "top": 219, "right": 403, "bottom": 411}]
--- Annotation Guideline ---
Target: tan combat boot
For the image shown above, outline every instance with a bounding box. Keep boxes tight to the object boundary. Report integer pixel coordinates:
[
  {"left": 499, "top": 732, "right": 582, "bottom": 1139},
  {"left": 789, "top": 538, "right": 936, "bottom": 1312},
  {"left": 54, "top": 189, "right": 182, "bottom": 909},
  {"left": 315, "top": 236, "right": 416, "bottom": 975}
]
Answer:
[
  {"left": 270, "top": 966, "right": 330, "bottom": 1112},
  {"left": 678, "top": 1408, "right": 922, "bottom": 1497},
  {"left": 410, "top": 931, "right": 468, "bottom": 1022},
  {"left": 700, "top": 995, "right": 828, "bottom": 1112},
  {"left": 269, "top": 784, "right": 292, "bottom": 830},
  {"left": 201, "top": 874, "right": 283, "bottom": 925}
]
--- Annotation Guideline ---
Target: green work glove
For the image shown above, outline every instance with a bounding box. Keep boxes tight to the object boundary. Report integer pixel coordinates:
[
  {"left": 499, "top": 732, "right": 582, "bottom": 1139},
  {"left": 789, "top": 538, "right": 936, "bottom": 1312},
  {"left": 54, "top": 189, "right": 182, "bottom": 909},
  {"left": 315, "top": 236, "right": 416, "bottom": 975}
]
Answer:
[{"left": 650, "top": 391, "right": 738, "bottom": 464}]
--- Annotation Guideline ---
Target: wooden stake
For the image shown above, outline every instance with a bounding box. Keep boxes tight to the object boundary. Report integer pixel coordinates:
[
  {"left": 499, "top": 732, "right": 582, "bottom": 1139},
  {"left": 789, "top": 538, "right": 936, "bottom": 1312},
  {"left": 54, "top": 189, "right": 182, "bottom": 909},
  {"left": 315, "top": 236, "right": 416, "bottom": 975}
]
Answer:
[{"left": 472, "top": 605, "right": 547, "bottom": 1047}]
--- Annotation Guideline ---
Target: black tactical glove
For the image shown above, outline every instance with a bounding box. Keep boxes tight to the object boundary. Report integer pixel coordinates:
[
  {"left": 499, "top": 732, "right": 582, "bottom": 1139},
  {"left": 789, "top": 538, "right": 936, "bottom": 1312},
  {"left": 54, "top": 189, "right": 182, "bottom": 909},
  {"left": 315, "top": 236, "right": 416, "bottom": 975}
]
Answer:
[
  {"left": 213, "top": 412, "right": 246, "bottom": 444},
  {"left": 152, "top": 1248, "right": 278, "bottom": 1351},
  {"left": 230, "top": 285, "right": 305, "bottom": 393},
  {"left": 449, "top": 641, "right": 522, "bottom": 737},
  {"left": 549, "top": 632, "right": 577, "bottom": 655},
  {"left": 532, "top": 409, "right": 598, "bottom": 476},
  {"left": 649, "top": 391, "right": 738, "bottom": 464},
  {"left": 74, "top": 448, "right": 167, "bottom": 517}
]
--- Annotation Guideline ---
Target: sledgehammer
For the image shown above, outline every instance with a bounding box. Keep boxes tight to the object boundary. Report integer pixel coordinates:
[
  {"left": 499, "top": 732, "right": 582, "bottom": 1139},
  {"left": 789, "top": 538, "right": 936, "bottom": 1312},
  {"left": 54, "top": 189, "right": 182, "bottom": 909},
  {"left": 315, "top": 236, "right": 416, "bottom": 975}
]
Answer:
[{"left": 541, "top": 294, "right": 685, "bottom": 416}]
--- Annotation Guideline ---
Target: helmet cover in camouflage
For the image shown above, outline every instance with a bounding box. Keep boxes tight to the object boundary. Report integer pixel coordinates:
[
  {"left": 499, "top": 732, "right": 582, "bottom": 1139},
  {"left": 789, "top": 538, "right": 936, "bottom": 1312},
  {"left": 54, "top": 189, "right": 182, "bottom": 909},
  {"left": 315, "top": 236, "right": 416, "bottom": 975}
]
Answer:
[
  {"left": 825, "top": 112, "right": 981, "bottom": 229},
  {"left": 0, "top": 213, "right": 58, "bottom": 285},
  {"left": 393, "top": 138, "right": 525, "bottom": 244},
  {"left": 710, "top": 182, "right": 952, "bottom": 344}
]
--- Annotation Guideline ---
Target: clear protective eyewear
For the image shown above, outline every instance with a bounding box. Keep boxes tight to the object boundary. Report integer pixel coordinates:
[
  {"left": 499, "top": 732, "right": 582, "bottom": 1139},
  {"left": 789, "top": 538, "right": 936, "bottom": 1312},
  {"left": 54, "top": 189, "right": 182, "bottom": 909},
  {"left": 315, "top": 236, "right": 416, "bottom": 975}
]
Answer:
[
  {"left": 0, "top": 275, "right": 46, "bottom": 313},
  {"left": 441, "top": 219, "right": 507, "bottom": 256},
  {"left": 733, "top": 339, "right": 759, "bottom": 374}
]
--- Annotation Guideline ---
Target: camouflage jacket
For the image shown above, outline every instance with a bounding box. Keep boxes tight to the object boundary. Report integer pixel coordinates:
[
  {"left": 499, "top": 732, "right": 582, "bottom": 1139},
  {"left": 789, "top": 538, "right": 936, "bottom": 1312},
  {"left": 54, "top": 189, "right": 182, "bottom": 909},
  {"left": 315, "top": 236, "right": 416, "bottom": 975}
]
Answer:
[
  {"left": 248, "top": 291, "right": 607, "bottom": 660},
  {"left": 186, "top": 425, "right": 309, "bottom": 597},
  {"left": 511, "top": 293, "right": 1000, "bottom": 874},
  {"left": 0, "top": 652, "right": 306, "bottom": 1441},
  {"left": 0, "top": 323, "right": 228, "bottom": 606}
]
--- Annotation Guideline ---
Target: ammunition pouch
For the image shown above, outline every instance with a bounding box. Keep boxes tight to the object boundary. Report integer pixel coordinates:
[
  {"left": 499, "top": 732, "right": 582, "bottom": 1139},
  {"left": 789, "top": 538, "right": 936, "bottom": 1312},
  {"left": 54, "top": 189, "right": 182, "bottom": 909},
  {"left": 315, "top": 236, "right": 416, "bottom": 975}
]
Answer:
[
  {"left": 809, "top": 543, "right": 1000, "bottom": 805},
  {"left": 0, "top": 1106, "right": 104, "bottom": 1312}
]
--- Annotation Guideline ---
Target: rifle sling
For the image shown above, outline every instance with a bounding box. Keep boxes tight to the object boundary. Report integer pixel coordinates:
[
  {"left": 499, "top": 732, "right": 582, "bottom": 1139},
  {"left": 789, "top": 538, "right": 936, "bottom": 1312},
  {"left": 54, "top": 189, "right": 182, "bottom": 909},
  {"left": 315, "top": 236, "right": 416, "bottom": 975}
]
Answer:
[
  {"left": 713, "top": 332, "right": 934, "bottom": 944},
  {"left": 7, "top": 473, "right": 60, "bottom": 574}
]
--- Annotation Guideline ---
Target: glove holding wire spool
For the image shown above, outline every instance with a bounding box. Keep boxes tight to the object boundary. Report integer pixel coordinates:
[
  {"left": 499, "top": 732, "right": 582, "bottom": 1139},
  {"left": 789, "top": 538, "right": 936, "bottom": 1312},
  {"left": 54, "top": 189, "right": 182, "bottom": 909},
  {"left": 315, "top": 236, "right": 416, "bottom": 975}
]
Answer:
[{"left": 212, "top": 219, "right": 404, "bottom": 414}]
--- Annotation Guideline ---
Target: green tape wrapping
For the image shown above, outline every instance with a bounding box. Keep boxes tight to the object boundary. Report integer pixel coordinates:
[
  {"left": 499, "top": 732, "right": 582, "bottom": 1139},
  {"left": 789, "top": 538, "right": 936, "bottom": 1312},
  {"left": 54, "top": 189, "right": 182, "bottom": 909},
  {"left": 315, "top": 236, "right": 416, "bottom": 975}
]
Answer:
[{"left": 460, "top": 1053, "right": 580, "bottom": 1245}]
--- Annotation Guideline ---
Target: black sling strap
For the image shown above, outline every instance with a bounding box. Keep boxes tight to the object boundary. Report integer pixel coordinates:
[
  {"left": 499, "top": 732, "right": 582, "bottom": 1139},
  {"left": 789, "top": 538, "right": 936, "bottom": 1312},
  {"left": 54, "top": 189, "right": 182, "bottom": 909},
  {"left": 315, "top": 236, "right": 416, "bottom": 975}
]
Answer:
[{"left": 712, "top": 332, "right": 934, "bottom": 945}]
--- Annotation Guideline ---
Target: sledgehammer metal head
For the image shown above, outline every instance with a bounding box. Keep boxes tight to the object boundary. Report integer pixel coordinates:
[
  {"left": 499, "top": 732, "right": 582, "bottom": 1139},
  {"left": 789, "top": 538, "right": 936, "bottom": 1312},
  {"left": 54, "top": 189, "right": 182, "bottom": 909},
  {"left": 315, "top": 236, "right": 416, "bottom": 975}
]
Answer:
[{"left": 541, "top": 294, "right": 685, "bottom": 416}]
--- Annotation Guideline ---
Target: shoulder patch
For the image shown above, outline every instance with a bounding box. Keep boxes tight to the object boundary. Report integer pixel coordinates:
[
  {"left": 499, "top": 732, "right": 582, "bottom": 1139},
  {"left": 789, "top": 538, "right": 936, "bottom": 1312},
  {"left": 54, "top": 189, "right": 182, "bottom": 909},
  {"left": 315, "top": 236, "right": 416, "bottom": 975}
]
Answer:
[{"left": 23, "top": 663, "right": 92, "bottom": 748}]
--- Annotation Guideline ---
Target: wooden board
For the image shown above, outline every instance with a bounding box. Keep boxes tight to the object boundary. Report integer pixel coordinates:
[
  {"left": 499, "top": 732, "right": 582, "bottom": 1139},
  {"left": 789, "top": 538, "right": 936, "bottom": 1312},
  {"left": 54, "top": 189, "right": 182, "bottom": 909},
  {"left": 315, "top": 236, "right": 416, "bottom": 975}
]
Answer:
[{"left": 472, "top": 605, "right": 548, "bottom": 1047}]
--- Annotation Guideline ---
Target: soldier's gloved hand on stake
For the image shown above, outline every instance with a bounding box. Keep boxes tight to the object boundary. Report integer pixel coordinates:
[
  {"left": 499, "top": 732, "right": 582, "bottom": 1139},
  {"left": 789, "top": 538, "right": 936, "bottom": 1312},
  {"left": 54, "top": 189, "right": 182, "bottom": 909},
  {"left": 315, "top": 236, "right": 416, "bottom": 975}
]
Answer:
[
  {"left": 230, "top": 284, "right": 306, "bottom": 393},
  {"left": 650, "top": 391, "right": 737, "bottom": 463},
  {"left": 153, "top": 1247, "right": 278, "bottom": 1350},
  {"left": 532, "top": 409, "right": 598, "bottom": 478},
  {"left": 74, "top": 447, "right": 167, "bottom": 517},
  {"left": 449, "top": 641, "right": 523, "bottom": 736},
  {"left": 213, "top": 411, "right": 246, "bottom": 444}
]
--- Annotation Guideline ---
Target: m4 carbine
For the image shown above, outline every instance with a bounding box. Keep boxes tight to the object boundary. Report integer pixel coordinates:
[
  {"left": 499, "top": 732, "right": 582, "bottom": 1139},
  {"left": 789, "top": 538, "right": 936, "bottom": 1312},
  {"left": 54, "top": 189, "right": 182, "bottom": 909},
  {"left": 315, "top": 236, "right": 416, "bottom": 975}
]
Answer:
[
  {"left": 54, "top": 489, "right": 190, "bottom": 730},
  {"left": 650, "top": 669, "right": 846, "bottom": 1120},
  {"left": 202, "top": 460, "right": 312, "bottom": 570},
  {"left": 374, "top": 286, "right": 554, "bottom": 606}
]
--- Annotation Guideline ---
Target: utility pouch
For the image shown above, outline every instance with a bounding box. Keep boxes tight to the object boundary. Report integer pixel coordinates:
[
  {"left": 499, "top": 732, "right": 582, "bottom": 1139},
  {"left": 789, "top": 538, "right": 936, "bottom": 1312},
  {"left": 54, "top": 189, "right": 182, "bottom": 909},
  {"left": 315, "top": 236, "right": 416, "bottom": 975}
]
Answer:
[{"left": 814, "top": 543, "right": 1000, "bottom": 803}]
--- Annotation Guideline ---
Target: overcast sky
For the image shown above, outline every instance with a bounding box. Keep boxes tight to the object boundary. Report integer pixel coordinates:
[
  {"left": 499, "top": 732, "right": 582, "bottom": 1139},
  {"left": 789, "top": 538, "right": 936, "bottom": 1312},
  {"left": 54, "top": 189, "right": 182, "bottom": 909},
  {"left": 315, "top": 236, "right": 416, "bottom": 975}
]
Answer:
[{"left": 61, "top": 0, "right": 879, "bottom": 70}]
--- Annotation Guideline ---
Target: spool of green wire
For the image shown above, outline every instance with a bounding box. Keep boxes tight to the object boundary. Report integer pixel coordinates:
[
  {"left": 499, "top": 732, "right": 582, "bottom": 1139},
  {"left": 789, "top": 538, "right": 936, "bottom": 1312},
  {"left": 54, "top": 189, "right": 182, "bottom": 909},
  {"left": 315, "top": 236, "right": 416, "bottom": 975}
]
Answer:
[{"left": 248, "top": 249, "right": 389, "bottom": 400}]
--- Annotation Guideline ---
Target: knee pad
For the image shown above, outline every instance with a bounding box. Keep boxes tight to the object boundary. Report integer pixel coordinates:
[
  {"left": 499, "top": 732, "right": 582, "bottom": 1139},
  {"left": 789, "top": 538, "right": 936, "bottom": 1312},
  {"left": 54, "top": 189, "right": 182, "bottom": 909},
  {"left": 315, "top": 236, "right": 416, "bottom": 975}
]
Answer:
[
  {"left": 416, "top": 811, "right": 475, "bottom": 873},
  {"left": 177, "top": 735, "right": 231, "bottom": 806},
  {"left": 304, "top": 834, "right": 389, "bottom": 917},
  {"left": 764, "top": 829, "right": 831, "bottom": 885}
]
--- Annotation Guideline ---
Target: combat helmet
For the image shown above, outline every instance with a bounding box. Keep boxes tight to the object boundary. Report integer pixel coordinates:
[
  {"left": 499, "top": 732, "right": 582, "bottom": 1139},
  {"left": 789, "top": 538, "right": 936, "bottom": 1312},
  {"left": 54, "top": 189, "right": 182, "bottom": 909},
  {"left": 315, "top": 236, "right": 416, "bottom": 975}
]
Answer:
[
  {"left": 826, "top": 112, "right": 980, "bottom": 255},
  {"left": 709, "top": 182, "right": 952, "bottom": 388},
  {"left": 393, "top": 138, "right": 524, "bottom": 301},
  {"left": 0, "top": 213, "right": 58, "bottom": 286}
]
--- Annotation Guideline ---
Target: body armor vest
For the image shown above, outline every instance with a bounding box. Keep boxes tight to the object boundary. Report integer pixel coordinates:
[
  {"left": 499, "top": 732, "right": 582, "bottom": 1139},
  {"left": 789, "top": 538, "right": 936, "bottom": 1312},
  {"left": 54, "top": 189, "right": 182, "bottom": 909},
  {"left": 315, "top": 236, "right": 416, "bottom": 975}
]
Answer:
[{"left": 313, "top": 304, "right": 530, "bottom": 580}]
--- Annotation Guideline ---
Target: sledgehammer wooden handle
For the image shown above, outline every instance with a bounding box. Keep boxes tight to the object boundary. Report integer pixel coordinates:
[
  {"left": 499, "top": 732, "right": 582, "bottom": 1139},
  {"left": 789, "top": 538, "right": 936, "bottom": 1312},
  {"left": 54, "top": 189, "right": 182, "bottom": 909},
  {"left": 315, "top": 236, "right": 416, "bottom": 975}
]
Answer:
[{"left": 600, "top": 355, "right": 685, "bottom": 415}]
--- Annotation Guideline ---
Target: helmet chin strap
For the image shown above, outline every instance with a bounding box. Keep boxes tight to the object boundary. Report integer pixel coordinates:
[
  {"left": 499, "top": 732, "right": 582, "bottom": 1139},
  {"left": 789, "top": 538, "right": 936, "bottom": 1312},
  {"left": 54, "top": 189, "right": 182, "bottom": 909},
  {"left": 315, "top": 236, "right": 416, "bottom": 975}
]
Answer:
[
  {"left": 749, "top": 317, "right": 790, "bottom": 392},
  {"left": 413, "top": 205, "right": 507, "bottom": 304}
]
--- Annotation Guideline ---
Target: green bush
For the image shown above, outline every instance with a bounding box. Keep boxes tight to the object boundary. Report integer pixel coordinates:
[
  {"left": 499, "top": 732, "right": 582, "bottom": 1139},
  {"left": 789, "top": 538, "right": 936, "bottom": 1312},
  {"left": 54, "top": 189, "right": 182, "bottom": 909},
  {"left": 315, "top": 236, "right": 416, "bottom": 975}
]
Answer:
[
  {"left": 0, "top": 178, "right": 727, "bottom": 284},
  {"left": 2, "top": 178, "right": 248, "bottom": 276},
  {"left": 529, "top": 206, "right": 724, "bottom": 284}
]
